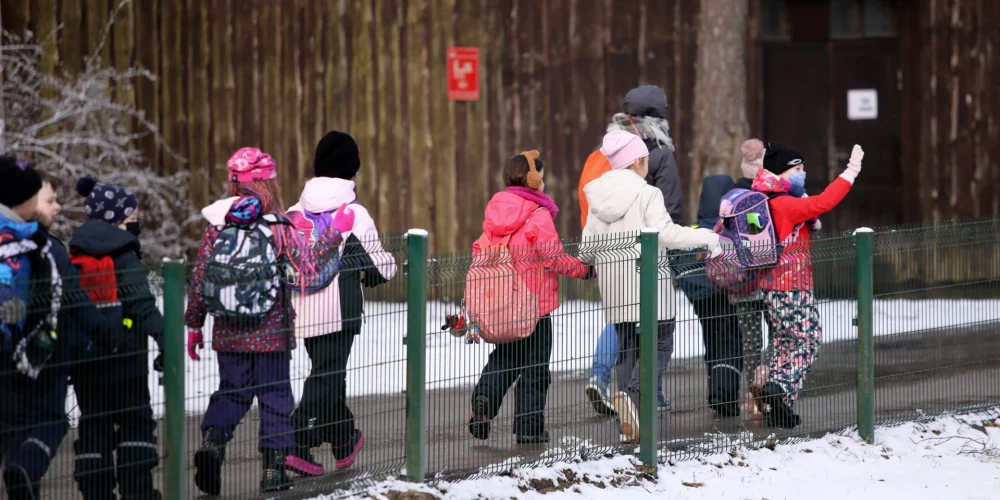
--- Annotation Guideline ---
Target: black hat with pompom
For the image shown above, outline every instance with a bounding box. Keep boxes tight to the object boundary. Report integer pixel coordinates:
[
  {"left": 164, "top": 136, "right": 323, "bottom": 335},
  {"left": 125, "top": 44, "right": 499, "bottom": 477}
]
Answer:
[
  {"left": 76, "top": 176, "right": 138, "bottom": 224},
  {"left": 0, "top": 155, "right": 43, "bottom": 209}
]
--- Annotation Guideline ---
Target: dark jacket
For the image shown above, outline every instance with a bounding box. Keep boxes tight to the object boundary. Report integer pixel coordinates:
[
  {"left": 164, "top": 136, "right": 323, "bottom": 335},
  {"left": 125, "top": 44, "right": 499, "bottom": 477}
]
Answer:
[
  {"left": 69, "top": 220, "right": 163, "bottom": 382},
  {"left": 674, "top": 175, "right": 735, "bottom": 302},
  {"left": 621, "top": 86, "right": 685, "bottom": 223}
]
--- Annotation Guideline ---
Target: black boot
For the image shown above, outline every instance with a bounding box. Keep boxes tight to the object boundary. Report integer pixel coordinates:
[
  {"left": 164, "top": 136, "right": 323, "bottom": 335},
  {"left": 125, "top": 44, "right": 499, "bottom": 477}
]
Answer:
[
  {"left": 468, "top": 395, "right": 491, "bottom": 440},
  {"left": 260, "top": 449, "right": 292, "bottom": 492},
  {"left": 516, "top": 429, "right": 550, "bottom": 444},
  {"left": 3, "top": 464, "right": 36, "bottom": 500},
  {"left": 762, "top": 382, "right": 801, "bottom": 429},
  {"left": 194, "top": 427, "right": 227, "bottom": 496}
]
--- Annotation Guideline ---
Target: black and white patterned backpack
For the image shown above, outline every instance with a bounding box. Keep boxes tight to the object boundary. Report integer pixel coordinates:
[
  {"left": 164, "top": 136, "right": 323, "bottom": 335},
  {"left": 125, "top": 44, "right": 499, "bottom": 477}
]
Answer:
[{"left": 202, "top": 214, "right": 291, "bottom": 323}]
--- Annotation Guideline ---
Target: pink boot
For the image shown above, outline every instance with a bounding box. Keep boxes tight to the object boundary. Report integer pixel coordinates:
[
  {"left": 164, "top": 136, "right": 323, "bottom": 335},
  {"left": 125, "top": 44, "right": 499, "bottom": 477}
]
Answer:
[{"left": 333, "top": 430, "right": 365, "bottom": 470}]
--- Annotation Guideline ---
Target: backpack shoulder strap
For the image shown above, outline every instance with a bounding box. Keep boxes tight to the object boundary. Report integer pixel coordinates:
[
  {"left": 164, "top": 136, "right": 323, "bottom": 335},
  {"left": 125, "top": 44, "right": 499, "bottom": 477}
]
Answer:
[{"left": 263, "top": 214, "right": 293, "bottom": 226}]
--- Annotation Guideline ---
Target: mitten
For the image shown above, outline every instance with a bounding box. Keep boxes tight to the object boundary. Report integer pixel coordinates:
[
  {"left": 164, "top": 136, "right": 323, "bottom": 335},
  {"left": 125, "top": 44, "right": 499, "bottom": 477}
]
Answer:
[
  {"left": 840, "top": 144, "right": 863, "bottom": 184},
  {"left": 331, "top": 204, "right": 356, "bottom": 234},
  {"left": 584, "top": 265, "right": 598, "bottom": 280},
  {"left": 187, "top": 329, "right": 204, "bottom": 361},
  {"left": 153, "top": 353, "right": 165, "bottom": 372},
  {"left": 709, "top": 246, "right": 723, "bottom": 260}
]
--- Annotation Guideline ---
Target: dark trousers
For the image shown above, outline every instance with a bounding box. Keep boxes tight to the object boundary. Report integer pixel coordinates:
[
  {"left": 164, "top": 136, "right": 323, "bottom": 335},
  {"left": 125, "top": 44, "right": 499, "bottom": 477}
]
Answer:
[
  {"left": 471, "top": 316, "right": 553, "bottom": 436},
  {"left": 615, "top": 319, "right": 675, "bottom": 412},
  {"left": 73, "top": 376, "right": 158, "bottom": 500},
  {"left": 292, "top": 333, "right": 357, "bottom": 448},
  {"left": 1, "top": 360, "right": 70, "bottom": 500},
  {"left": 201, "top": 352, "right": 294, "bottom": 451},
  {"left": 692, "top": 296, "right": 744, "bottom": 404}
]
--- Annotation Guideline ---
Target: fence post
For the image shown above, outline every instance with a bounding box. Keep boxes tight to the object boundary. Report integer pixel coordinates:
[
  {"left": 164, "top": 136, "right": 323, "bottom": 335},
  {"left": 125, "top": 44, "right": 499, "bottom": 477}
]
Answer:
[
  {"left": 404, "top": 229, "right": 428, "bottom": 482},
  {"left": 161, "top": 260, "right": 186, "bottom": 499},
  {"left": 854, "top": 228, "right": 875, "bottom": 443},
  {"left": 638, "top": 229, "right": 658, "bottom": 466}
]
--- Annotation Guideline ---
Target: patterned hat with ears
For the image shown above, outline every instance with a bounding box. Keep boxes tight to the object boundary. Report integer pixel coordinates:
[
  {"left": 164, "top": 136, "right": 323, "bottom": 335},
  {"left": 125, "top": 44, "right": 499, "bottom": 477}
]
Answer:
[{"left": 76, "top": 176, "right": 139, "bottom": 225}]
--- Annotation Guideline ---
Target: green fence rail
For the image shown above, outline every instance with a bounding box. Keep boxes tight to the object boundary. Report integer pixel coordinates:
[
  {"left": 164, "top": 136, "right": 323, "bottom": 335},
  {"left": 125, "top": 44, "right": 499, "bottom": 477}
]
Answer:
[{"left": 3, "top": 219, "right": 1000, "bottom": 499}]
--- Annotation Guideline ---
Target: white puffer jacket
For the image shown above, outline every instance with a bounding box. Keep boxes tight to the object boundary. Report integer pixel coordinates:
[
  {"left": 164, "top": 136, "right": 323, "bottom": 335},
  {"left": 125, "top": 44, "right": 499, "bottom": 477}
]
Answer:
[{"left": 581, "top": 169, "right": 719, "bottom": 323}]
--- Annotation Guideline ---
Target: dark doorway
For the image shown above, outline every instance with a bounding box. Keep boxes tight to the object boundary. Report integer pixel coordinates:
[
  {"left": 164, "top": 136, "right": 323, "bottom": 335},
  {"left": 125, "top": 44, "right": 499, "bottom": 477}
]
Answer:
[{"left": 759, "top": 0, "right": 901, "bottom": 231}]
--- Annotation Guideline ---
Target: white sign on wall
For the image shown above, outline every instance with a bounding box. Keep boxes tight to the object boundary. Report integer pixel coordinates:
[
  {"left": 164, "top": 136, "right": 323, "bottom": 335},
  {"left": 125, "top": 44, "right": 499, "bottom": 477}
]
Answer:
[{"left": 847, "top": 89, "right": 878, "bottom": 120}]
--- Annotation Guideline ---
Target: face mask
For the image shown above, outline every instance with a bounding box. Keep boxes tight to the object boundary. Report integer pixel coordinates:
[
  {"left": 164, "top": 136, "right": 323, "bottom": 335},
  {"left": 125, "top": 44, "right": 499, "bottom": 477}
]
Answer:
[
  {"left": 788, "top": 172, "right": 807, "bottom": 197},
  {"left": 125, "top": 221, "right": 141, "bottom": 238}
]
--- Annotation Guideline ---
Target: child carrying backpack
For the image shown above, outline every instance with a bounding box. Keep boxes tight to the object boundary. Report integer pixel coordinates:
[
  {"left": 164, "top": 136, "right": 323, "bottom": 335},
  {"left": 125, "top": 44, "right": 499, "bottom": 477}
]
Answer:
[
  {"left": 184, "top": 147, "right": 353, "bottom": 495},
  {"left": 68, "top": 176, "right": 164, "bottom": 500},
  {"left": 463, "top": 150, "right": 594, "bottom": 445},
  {"left": 712, "top": 141, "right": 864, "bottom": 428},
  {"left": 581, "top": 131, "right": 720, "bottom": 443}
]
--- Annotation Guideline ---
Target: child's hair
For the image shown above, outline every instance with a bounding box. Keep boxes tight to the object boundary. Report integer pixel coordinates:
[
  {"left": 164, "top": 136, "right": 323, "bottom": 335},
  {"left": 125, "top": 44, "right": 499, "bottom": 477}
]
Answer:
[
  {"left": 503, "top": 153, "right": 545, "bottom": 188},
  {"left": 37, "top": 171, "right": 60, "bottom": 190}
]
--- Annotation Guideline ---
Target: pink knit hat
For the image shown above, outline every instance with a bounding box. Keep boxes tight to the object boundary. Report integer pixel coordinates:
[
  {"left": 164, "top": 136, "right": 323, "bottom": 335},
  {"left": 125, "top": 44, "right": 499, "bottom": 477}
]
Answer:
[
  {"left": 227, "top": 147, "right": 277, "bottom": 183},
  {"left": 600, "top": 130, "right": 649, "bottom": 170}
]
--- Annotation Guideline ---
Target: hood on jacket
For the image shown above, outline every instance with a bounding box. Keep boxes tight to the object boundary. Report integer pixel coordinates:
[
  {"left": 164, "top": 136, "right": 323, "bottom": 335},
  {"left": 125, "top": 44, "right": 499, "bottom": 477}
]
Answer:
[
  {"left": 201, "top": 197, "right": 241, "bottom": 228},
  {"left": 482, "top": 192, "right": 540, "bottom": 237},
  {"left": 583, "top": 169, "right": 648, "bottom": 224},
  {"left": 695, "top": 174, "right": 735, "bottom": 229},
  {"left": 0, "top": 204, "right": 37, "bottom": 238},
  {"left": 299, "top": 177, "right": 357, "bottom": 213},
  {"left": 750, "top": 168, "right": 792, "bottom": 195},
  {"left": 70, "top": 219, "right": 140, "bottom": 257},
  {"left": 622, "top": 86, "right": 668, "bottom": 119}
]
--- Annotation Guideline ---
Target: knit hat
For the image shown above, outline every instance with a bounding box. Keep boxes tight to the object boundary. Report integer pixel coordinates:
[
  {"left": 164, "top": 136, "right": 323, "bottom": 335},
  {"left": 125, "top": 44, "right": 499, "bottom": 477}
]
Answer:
[
  {"left": 314, "top": 131, "right": 361, "bottom": 179},
  {"left": 76, "top": 176, "right": 139, "bottom": 224},
  {"left": 740, "top": 139, "right": 765, "bottom": 179},
  {"left": 600, "top": 130, "right": 649, "bottom": 170},
  {"left": 0, "top": 156, "right": 43, "bottom": 208},
  {"left": 763, "top": 142, "right": 805, "bottom": 175},
  {"left": 227, "top": 147, "right": 277, "bottom": 183}
]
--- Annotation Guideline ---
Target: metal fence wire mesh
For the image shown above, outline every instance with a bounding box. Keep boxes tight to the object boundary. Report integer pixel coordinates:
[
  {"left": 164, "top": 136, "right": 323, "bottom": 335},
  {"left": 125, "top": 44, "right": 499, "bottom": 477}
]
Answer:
[{"left": 2, "top": 221, "right": 999, "bottom": 499}]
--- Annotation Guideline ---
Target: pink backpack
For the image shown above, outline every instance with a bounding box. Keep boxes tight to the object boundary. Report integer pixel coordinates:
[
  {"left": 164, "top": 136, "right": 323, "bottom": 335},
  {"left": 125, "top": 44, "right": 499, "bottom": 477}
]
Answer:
[{"left": 463, "top": 233, "right": 540, "bottom": 344}]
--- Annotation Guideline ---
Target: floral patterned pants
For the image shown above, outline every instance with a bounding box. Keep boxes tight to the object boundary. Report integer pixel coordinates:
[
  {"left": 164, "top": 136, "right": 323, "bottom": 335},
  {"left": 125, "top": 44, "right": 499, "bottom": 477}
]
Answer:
[{"left": 764, "top": 290, "right": 822, "bottom": 409}]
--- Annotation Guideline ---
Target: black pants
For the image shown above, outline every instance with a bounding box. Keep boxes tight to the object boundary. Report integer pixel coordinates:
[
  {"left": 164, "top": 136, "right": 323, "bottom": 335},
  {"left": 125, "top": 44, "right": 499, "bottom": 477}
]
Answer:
[
  {"left": 471, "top": 316, "right": 553, "bottom": 437},
  {"left": 692, "top": 296, "right": 744, "bottom": 406},
  {"left": 1, "top": 359, "right": 70, "bottom": 499},
  {"left": 73, "top": 376, "right": 158, "bottom": 500},
  {"left": 292, "top": 333, "right": 356, "bottom": 448},
  {"left": 615, "top": 320, "right": 675, "bottom": 412}
]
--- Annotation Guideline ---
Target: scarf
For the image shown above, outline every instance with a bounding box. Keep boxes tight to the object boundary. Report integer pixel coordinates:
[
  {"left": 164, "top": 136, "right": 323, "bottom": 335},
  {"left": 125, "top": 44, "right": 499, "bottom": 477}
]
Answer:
[
  {"left": 606, "top": 113, "right": 674, "bottom": 152},
  {"left": 505, "top": 186, "right": 559, "bottom": 219}
]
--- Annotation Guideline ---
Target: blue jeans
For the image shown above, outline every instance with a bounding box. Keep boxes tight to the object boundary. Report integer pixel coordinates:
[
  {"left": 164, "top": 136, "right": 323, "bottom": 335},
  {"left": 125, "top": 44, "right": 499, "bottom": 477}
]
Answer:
[{"left": 590, "top": 323, "right": 664, "bottom": 397}]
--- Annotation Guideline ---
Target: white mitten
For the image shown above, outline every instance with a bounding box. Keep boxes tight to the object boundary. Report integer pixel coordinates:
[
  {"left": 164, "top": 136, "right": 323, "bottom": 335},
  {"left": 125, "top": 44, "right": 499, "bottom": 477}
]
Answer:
[{"left": 839, "top": 144, "right": 864, "bottom": 184}]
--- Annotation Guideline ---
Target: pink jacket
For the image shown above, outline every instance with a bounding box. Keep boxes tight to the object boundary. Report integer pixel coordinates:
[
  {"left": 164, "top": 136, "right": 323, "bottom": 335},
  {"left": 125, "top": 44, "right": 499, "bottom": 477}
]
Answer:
[{"left": 474, "top": 192, "right": 591, "bottom": 317}]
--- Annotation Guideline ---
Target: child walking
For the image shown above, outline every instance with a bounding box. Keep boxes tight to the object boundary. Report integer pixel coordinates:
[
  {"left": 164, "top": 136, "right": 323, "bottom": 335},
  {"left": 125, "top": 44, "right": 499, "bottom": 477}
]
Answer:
[
  {"left": 185, "top": 148, "right": 353, "bottom": 494},
  {"left": 751, "top": 142, "right": 863, "bottom": 428},
  {"left": 68, "top": 176, "right": 164, "bottom": 500},
  {"left": 582, "top": 131, "right": 720, "bottom": 442},
  {"left": 466, "top": 151, "right": 595, "bottom": 444},
  {"left": 285, "top": 131, "right": 397, "bottom": 476}
]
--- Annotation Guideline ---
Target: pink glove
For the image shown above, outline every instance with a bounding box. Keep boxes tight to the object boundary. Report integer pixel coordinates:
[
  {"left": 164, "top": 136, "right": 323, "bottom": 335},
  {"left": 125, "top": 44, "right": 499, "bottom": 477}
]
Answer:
[
  {"left": 187, "top": 329, "right": 204, "bottom": 361},
  {"left": 839, "top": 144, "right": 863, "bottom": 184},
  {"left": 331, "top": 204, "right": 356, "bottom": 234}
]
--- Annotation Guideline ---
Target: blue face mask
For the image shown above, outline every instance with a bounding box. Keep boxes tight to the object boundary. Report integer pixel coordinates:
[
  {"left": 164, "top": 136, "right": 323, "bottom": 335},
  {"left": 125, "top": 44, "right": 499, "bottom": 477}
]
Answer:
[{"left": 788, "top": 172, "right": 806, "bottom": 197}]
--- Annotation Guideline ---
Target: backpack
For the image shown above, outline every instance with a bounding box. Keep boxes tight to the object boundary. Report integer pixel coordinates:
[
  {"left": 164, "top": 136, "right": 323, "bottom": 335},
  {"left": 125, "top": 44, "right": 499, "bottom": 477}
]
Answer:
[
  {"left": 285, "top": 205, "right": 351, "bottom": 294},
  {"left": 202, "top": 214, "right": 291, "bottom": 323},
  {"left": 706, "top": 189, "right": 802, "bottom": 294},
  {"left": 463, "top": 233, "right": 540, "bottom": 345},
  {"left": 0, "top": 230, "right": 62, "bottom": 379},
  {"left": 71, "top": 252, "right": 120, "bottom": 306},
  {"left": 578, "top": 150, "right": 612, "bottom": 229}
]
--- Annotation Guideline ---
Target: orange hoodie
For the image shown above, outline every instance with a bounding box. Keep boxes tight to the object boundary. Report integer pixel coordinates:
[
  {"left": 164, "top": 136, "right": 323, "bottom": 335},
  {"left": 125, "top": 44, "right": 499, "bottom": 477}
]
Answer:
[{"left": 578, "top": 150, "right": 613, "bottom": 228}]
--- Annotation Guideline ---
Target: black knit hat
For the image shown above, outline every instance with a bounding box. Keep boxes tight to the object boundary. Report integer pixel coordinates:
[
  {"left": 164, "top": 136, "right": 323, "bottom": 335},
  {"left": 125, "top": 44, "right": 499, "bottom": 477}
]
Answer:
[
  {"left": 763, "top": 142, "right": 805, "bottom": 175},
  {"left": 313, "top": 131, "right": 361, "bottom": 180},
  {"left": 0, "top": 156, "right": 43, "bottom": 209}
]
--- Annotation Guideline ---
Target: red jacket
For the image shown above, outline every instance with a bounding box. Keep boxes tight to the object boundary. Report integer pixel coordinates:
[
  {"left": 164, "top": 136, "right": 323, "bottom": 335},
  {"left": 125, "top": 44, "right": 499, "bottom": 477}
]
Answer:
[
  {"left": 474, "top": 191, "right": 591, "bottom": 317},
  {"left": 751, "top": 170, "right": 852, "bottom": 291}
]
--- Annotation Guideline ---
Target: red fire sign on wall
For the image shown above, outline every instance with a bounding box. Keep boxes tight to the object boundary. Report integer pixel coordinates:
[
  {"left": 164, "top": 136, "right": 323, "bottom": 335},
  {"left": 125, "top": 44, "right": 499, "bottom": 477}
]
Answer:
[{"left": 447, "top": 47, "right": 480, "bottom": 101}]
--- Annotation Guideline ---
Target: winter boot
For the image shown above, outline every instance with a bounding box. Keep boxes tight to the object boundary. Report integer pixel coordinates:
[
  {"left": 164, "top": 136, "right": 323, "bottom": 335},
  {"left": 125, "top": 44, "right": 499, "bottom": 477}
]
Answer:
[
  {"left": 468, "top": 395, "right": 491, "bottom": 440},
  {"left": 3, "top": 463, "right": 36, "bottom": 500},
  {"left": 285, "top": 444, "right": 325, "bottom": 477},
  {"left": 193, "top": 427, "right": 227, "bottom": 496},
  {"left": 260, "top": 449, "right": 292, "bottom": 492},
  {"left": 516, "top": 429, "right": 550, "bottom": 444},
  {"left": 331, "top": 429, "right": 365, "bottom": 471},
  {"left": 762, "top": 382, "right": 801, "bottom": 429},
  {"left": 584, "top": 376, "right": 616, "bottom": 417}
]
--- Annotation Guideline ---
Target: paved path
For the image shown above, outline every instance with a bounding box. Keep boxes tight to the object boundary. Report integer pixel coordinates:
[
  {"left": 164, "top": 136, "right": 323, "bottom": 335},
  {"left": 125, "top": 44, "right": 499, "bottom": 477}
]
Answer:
[{"left": 24, "top": 322, "right": 1000, "bottom": 499}]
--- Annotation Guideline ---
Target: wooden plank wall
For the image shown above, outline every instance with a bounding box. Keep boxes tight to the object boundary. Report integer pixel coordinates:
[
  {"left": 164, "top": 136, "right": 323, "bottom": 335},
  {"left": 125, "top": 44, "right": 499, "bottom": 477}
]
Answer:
[{"left": 1, "top": 0, "right": 699, "bottom": 255}]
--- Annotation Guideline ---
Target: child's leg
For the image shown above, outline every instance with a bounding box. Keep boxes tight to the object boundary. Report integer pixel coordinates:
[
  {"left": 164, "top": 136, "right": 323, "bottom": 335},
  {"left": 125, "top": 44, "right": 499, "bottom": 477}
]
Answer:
[
  {"left": 765, "top": 290, "right": 822, "bottom": 410},
  {"left": 73, "top": 378, "right": 117, "bottom": 500},
  {"left": 512, "top": 316, "right": 554, "bottom": 437},
  {"left": 201, "top": 352, "right": 257, "bottom": 440},
  {"left": 471, "top": 337, "right": 521, "bottom": 420},
  {"left": 614, "top": 323, "right": 639, "bottom": 394},
  {"left": 590, "top": 323, "right": 618, "bottom": 386},
  {"left": 253, "top": 352, "right": 295, "bottom": 452},
  {"left": 738, "top": 300, "right": 765, "bottom": 386},
  {"left": 4, "top": 368, "right": 69, "bottom": 500},
  {"left": 113, "top": 377, "right": 159, "bottom": 499},
  {"left": 292, "top": 333, "right": 356, "bottom": 448}
]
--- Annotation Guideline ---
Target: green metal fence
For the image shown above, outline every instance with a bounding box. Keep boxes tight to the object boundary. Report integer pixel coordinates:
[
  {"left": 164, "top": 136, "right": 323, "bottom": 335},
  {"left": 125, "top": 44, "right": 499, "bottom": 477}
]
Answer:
[{"left": 4, "top": 220, "right": 999, "bottom": 499}]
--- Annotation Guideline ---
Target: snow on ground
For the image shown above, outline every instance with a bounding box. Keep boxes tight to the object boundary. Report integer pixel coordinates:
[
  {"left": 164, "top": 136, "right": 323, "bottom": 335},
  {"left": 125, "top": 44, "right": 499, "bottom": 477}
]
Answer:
[
  {"left": 62, "top": 298, "right": 1000, "bottom": 422},
  {"left": 322, "top": 410, "right": 1000, "bottom": 500}
]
